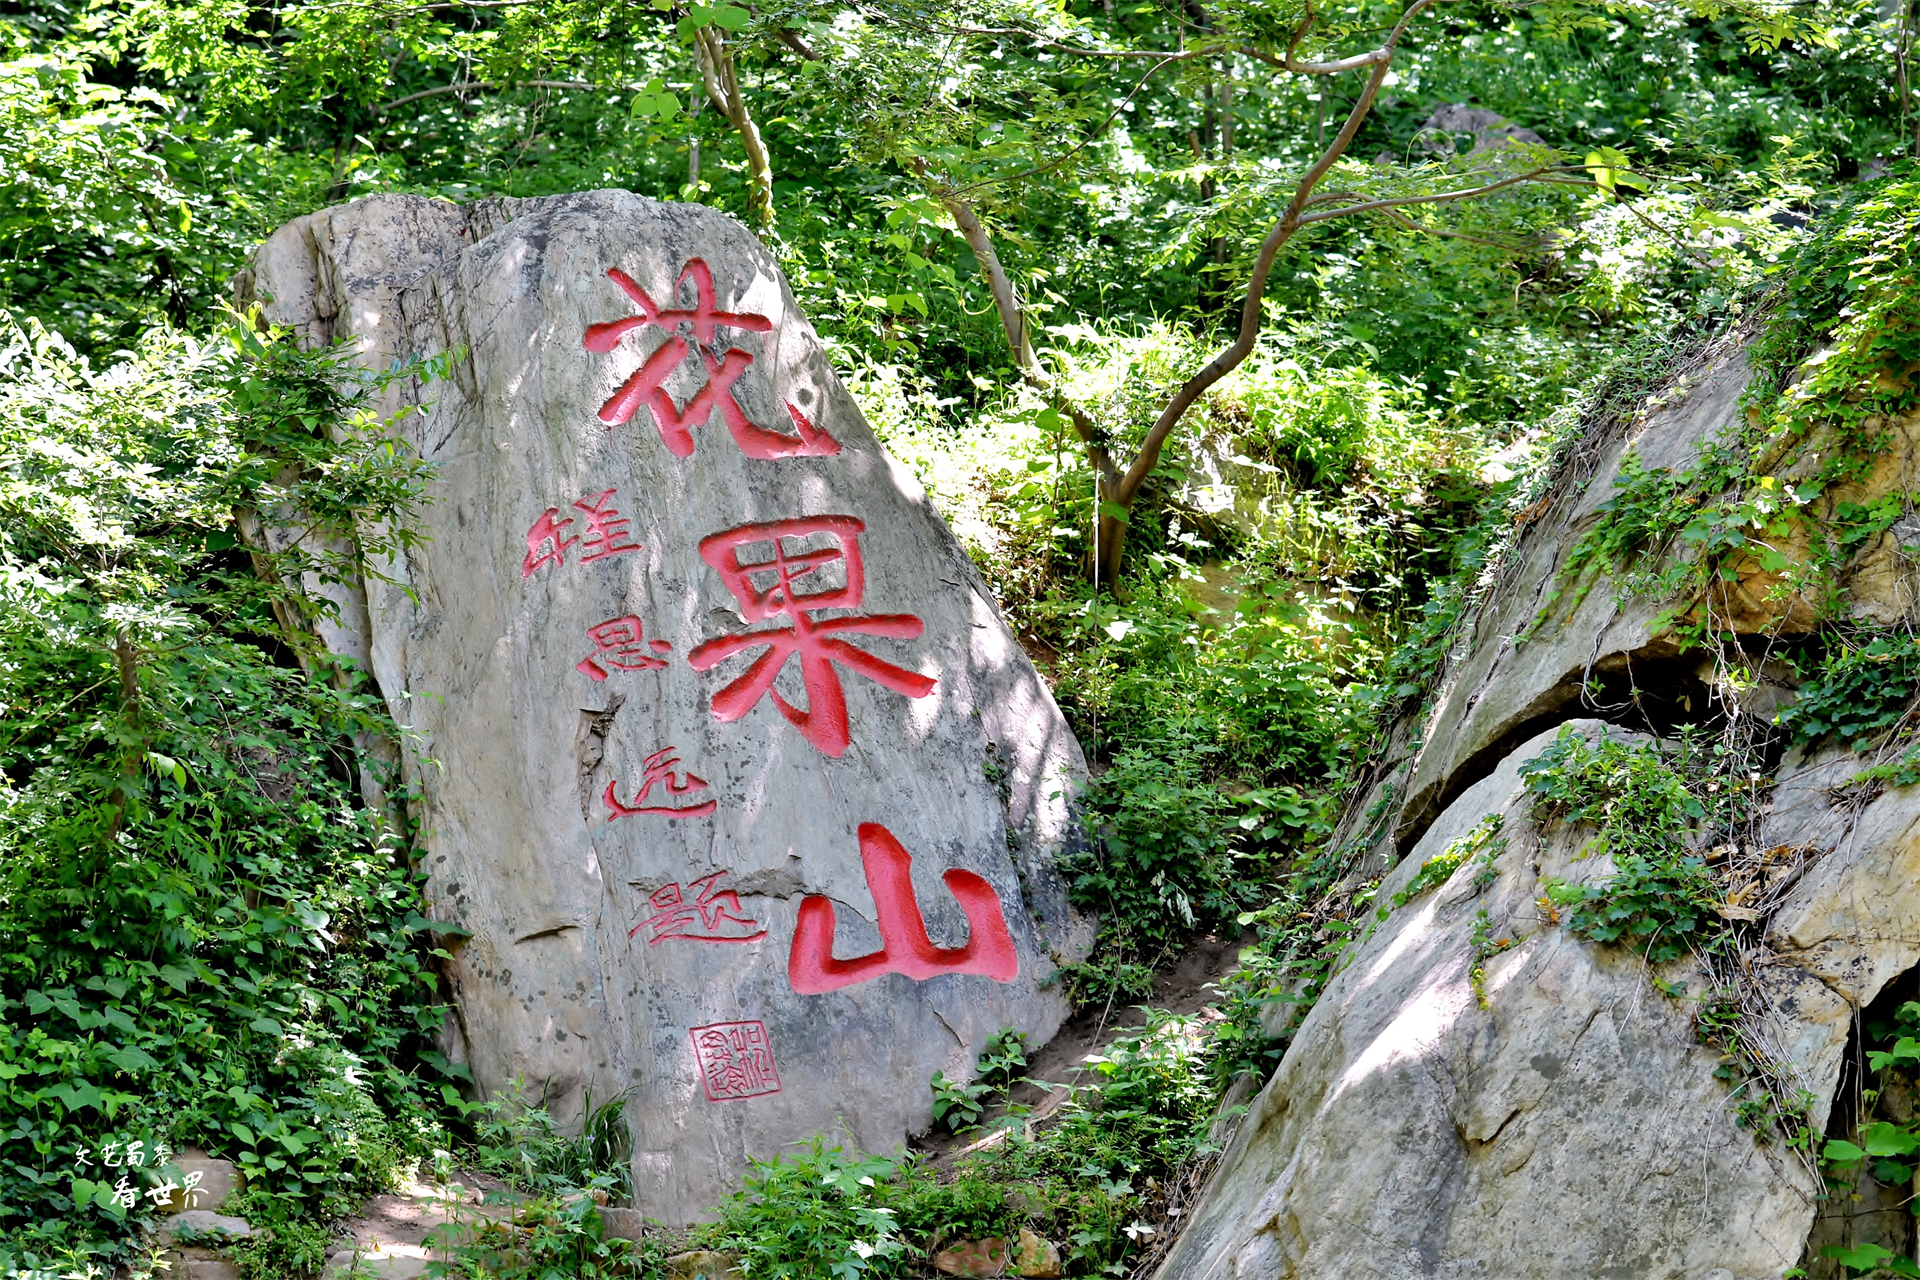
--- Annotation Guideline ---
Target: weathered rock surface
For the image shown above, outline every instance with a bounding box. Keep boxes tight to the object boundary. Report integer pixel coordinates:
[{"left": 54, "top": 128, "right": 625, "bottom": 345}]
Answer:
[
  {"left": 1014, "top": 1228, "right": 1062, "bottom": 1278},
  {"left": 661, "top": 1249, "right": 745, "bottom": 1280},
  {"left": 156, "top": 1148, "right": 242, "bottom": 1213},
  {"left": 325, "top": 1247, "right": 432, "bottom": 1280},
  {"left": 1158, "top": 323, "right": 1920, "bottom": 1278},
  {"left": 1397, "top": 332, "right": 1920, "bottom": 853},
  {"left": 933, "top": 1237, "right": 1013, "bottom": 1277},
  {"left": 161, "top": 1209, "right": 255, "bottom": 1241},
  {"left": 1158, "top": 722, "right": 1826, "bottom": 1280},
  {"left": 244, "top": 191, "right": 1091, "bottom": 1219}
]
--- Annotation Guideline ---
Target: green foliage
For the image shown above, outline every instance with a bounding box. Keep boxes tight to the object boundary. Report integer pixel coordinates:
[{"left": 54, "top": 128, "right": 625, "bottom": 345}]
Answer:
[
  {"left": 466, "top": 1085, "right": 634, "bottom": 1203},
  {"left": 929, "top": 1028, "right": 1030, "bottom": 1132},
  {"left": 0, "top": 315, "right": 448, "bottom": 1269},
  {"left": 1523, "top": 728, "right": 1722, "bottom": 963},
  {"left": 705, "top": 1142, "right": 909, "bottom": 1280},
  {"left": 704, "top": 1011, "right": 1219, "bottom": 1280},
  {"left": 448, "top": 1194, "right": 658, "bottom": 1280},
  {"left": 1820, "top": 1000, "right": 1920, "bottom": 1277},
  {"left": 1780, "top": 632, "right": 1920, "bottom": 748},
  {"left": 1067, "top": 747, "right": 1243, "bottom": 955},
  {"left": 929, "top": 1071, "right": 991, "bottom": 1135},
  {"left": 1691, "top": 986, "right": 1817, "bottom": 1141}
]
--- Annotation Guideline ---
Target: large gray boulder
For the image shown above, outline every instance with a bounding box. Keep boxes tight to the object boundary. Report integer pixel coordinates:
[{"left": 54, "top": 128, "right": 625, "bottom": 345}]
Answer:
[
  {"left": 1155, "top": 311, "right": 1920, "bottom": 1276},
  {"left": 243, "top": 191, "right": 1091, "bottom": 1219},
  {"left": 1154, "top": 721, "right": 1826, "bottom": 1280}
]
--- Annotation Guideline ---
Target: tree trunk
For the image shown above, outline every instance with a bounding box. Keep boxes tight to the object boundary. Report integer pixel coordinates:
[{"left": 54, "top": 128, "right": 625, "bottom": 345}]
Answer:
[
  {"left": 927, "top": 173, "right": 1129, "bottom": 582},
  {"left": 103, "top": 631, "right": 145, "bottom": 840},
  {"left": 697, "top": 29, "right": 775, "bottom": 230}
]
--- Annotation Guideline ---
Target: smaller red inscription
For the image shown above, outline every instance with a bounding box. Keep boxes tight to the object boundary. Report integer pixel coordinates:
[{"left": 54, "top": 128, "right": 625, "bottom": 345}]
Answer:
[
  {"left": 604, "top": 746, "right": 718, "bottom": 820},
  {"left": 574, "top": 489, "right": 644, "bottom": 563},
  {"left": 631, "top": 871, "right": 767, "bottom": 945},
  {"left": 522, "top": 488, "right": 642, "bottom": 579},
  {"left": 690, "top": 1020, "right": 781, "bottom": 1102},
  {"left": 521, "top": 508, "right": 579, "bottom": 579},
  {"left": 577, "top": 616, "right": 673, "bottom": 681}
]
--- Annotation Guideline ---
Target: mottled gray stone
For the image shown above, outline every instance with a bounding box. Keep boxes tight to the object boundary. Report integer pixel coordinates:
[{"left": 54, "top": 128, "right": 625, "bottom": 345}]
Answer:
[
  {"left": 162, "top": 1209, "right": 255, "bottom": 1241},
  {"left": 1161, "top": 722, "right": 1825, "bottom": 1280},
  {"left": 246, "top": 191, "right": 1092, "bottom": 1221},
  {"left": 155, "top": 1149, "right": 242, "bottom": 1213}
]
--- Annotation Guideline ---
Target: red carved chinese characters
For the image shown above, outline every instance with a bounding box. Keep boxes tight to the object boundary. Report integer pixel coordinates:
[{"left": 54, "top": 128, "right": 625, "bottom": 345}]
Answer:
[
  {"left": 788, "top": 823, "right": 1018, "bottom": 995},
  {"left": 690, "top": 1020, "right": 781, "bottom": 1102},
  {"left": 522, "top": 489, "right": 643, "bottom": 579},
  {"left": 687, "top": 517, "right": 935, "bottom": 757},
  {"left": 584, "top": 260, "right": 839, "bottom": 460},
  {"left": 577, "top": 616, "right": 672, "bottom": 681},
  {"left": 631, "top": 871, "right": 767, "bottom": 945},
  {"left": 603, "top": 746, "right": 717, "bottom": 820},
  {"left": 575, "top": 489, "right": 644, "bottom": 563}
]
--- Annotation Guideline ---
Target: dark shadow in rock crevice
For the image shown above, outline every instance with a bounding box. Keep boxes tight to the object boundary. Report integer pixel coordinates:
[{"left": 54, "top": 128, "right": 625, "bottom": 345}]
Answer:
[
  {"left": 1394, "top": 648, "right": 1726, "bottom": 858},
  {"left": 1800, "top": 963, "right": 1920, "bottom": 1277}
]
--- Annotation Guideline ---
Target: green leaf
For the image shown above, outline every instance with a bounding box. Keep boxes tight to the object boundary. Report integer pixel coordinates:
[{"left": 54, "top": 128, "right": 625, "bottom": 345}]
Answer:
[
  {"left": 1823, "top": 1241, "right": 1896, "bottom": 1270},
  {"left": 1862, "top": 1122, "right": 1920, "bottom": 1158},
  {"left": 106, "top": 1044, "right": 161, "bottom": 1074},
  {"left": 1823, "top": 1138, "right": 1867, "bottom": 1164}
]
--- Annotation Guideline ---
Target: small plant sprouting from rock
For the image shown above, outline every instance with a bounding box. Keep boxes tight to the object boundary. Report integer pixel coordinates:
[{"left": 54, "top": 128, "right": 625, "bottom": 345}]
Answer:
[
  {"left": 931, "top": 1029, "right": 1030, "bottom": 1134},
  {"left": 1522, "top": 728, "right": 1723, "bottom": 963},
  {"left": 1467, "top": 909, "right": 1520, "bottom": 1010},
  {"left": 1392, "top": 813, "right": 1505, "bottom": 909}
]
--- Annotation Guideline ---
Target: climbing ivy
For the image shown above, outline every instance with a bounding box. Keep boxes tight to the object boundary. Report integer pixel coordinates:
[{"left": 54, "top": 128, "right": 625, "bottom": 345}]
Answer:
[
  {"left": 1780, "top": 632, "right": 1920, "bottom": 748},
  {"left": 1550, "top": 167, "right": 1920, "bottom": 647},
  {"left": 1522, "top": 728, "right": 1724, "bottom": 964}
]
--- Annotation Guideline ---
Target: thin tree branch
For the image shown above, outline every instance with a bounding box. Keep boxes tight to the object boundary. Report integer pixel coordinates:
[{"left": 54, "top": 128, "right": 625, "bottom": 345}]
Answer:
[
  {"left": 1296, "top": 169, "right": 1593, "bottom": 223},
  {"left": 379, "top": 81, "right": 495, "bottom": 112},
  {"left": 920, "top": 162, "right": 1114, "bottom": 485},
  {"left": 1112, "top": 0, "right": 1438, "bottom": 513},
  {"left": 378, "top": 78, "right": 600, "bottom": 114},
  {"left": 778, "top": 28, "right": 820, "bottom": 60},
  {"left": 1376, "top": 206, "right": 1540, "bottom": 251}
]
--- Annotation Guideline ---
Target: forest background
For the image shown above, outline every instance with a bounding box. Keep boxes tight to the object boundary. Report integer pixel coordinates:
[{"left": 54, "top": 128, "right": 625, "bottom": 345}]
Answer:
[{"left": 0, "top": 0, "right": 1912, "bottom": 1275}]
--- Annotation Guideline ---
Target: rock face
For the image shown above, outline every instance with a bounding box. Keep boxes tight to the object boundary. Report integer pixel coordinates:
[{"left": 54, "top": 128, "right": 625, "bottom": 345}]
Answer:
[
  {"left": 1157, "top": 722, "right": 1823, "bottom": 1280},
  {"left": 244, "top": 191, "right": 1090, "bottom": 1219},
  {"left": 1156, "top": 323, "right": 1920, "bottom": 1278}
]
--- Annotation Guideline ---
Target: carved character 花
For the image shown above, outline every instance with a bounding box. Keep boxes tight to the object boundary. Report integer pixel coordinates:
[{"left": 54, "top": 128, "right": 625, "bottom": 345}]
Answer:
[
  {"left": 584, "top": 260, "right": 839, "bottom": 459},
  {"left": 687, "top": 516, "right": 934, "bottom": 757}
]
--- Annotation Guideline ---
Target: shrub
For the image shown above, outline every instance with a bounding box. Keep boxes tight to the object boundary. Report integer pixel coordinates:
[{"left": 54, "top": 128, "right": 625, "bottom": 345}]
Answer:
[{"left": 1522, "top": 728, "right": 1721, "bottom": 963}]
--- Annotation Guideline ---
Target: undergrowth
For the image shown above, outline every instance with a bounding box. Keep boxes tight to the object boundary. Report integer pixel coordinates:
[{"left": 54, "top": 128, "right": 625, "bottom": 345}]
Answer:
[
  {"left": 0, "top": 314, "right": 459, "bottom": 1275},
  {"left": 704, "top": 1011, "right": 1219, "bottom": 1280}
]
